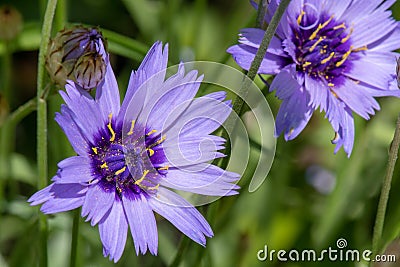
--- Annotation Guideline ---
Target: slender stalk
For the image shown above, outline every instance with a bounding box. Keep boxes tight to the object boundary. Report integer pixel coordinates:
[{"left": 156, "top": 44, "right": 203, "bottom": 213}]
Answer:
[
  {"left": 0, "top": 97, "right": 36, "bottom": 129},
  {"left": 372, "top": 114, "right": 400, "bottom": 256},
  {"left": 256, "top": 0, "right": 268, "bottom": 28},
  {"left": 69, "top": 210, "right": 80, "bottom": 267},
  {"left": 168, "top": 236, "right": 190, "bottom": 267},
  {"left": 37, "top": 1, "right": 58, "bottom": 266},
  {"left": 0, "top": 41, "right": 13, "bottom": 209},
  {"left": 219, "top": 0, "right": 291, "bottom": 169}
]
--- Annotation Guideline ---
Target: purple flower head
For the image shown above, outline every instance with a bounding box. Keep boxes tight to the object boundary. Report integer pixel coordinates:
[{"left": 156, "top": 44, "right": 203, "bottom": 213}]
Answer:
[
  {"left": 227, "top": 0, "right": 400, "bottom": 156},
  {"left": 30, "top": 42, "right": 239, "bottom": 262}
]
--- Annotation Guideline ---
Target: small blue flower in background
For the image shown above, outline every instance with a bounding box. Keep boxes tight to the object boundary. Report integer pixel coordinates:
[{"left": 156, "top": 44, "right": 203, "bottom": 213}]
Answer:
[
  {"left": 29, "top": 41, "right": 239, "bottom": 262},
  {"left": 228, "top": 0, "right": 400, "bottom": 156}
]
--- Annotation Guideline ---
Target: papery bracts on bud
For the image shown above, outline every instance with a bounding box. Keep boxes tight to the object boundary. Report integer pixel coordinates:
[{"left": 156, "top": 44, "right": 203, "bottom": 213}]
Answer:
[{"left": 45, "top": 25, "right": 108, "bottom": 90}]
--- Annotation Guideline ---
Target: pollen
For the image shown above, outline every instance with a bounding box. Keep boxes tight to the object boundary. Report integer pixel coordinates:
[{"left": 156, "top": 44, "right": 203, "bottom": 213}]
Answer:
[
  {"left": 309, "top": 36, "right": 324, "bottom": 52},
  {"left": 115, "top": 166, "right": 126, "bottom": 175},
  {"left": 297, "top": 10, "right": 305, "bottom": 25},
  {"left": 146, "top": 129, "right": 157, "bottom": 136},
  {"left": 101, "top": 162, "right": 108, "bottom": 169},
  {"left": 158, "top": 165, "right": 169, "bottom": 171},
  {"left": 321, "top": 52, "right": 335, "bottom": 64},
  {"left": 135, "top": 170, "right": 149, "bottom": 185},
  {"left": 341, "top": 27, "right": 354, "bottom": 43},
  {"left": 127, "top": 120, "right": 135, "bottom": 136},
  {"left": 147, "top": 148, "right": 155, "bottom": 157},
  {"left": 107, "top": 113, "right": 116, "bottom": 142},
  {"left": 92, "top": 147, "right": 98, "bottom": 154}
]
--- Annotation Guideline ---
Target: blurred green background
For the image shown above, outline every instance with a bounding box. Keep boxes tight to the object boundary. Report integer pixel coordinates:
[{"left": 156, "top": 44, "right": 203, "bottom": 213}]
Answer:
[{"left": 1, "top": 0, "right": 400, "bottom": 266}]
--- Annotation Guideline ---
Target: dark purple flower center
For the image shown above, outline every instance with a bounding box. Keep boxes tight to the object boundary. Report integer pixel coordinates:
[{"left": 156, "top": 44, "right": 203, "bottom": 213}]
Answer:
[
  {"left": 292, "top": 7, "right": 366, "bottom": 86},
  {"left": 89, "top": 114, "right": 168, "bottom": 198}
]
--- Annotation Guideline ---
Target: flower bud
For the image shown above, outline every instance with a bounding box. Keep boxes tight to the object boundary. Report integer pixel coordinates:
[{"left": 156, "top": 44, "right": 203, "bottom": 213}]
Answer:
[
  {"left": 74, "top": 52, "right": 106, "bottom": 90},
  {"left": 0, "top": 5, "right": 23, "bottom": 41},
  {"left": 46, "top": 26, "right": 107, "bottom": 90}
]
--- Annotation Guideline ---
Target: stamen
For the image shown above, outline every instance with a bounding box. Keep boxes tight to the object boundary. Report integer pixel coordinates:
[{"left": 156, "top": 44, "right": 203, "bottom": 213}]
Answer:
[
  {"left": 327, "top": 82, "right": 334, "bottom": 87},
  {"left": 147, "top": 148, "right": 154, "bottom": 157},
  {"left": 329, "top": 88, "right": 338, "bottom": 98},
  {"left": 321, "top": 52, "right": 335, "bottom": 64},
  {"left": 107, "top": 113, "right": 116, "bottom": 142},
  {"left": 297, "top": 10, "right": 305, "bottom": 25},
  {"left": 101, "top": 162, "right": 108, "bottom": 169},
  {"left": 352, "top": 45, "right": 367, "bottom": 52},
  {"left": 335, "top": 46, "right": 352, "bottom": 67},
  {"left": 341, "top": 27, "right": 354, "bottom": 43},
  {"left": 158, "top": 165, "right": 169, "bottom": 171},
  {"left": 333, "top": 23, "right": 346, "bottom": 30},
  {"left": 309, "top": 16, "right": 333, "bottom": 40},
  {"left": 147, "top": 184, "right": 160, "bottom": 191},
  {"left": 115, "top": 166, "right": 126, "bottom": 175},
  {"left": 146, "top": 129, "right": 157, "bottom": 136},
  {"left": 147, "top": 135, "right": 167, "bottom": 149},
  {"left": 309, "top": 36, "right": 324, "bottom": 52},
  {"left": 135, "top": 170, "right": 149, "bottom": 185},
  {"left": 127, "top": 120, "right": 136, "bottom": 136},
  {"left": 92, "top": 147, "right": 98, "bottom": 154},
  {"left": 303, "top": 61, "right": 312, "bottom": 67}
]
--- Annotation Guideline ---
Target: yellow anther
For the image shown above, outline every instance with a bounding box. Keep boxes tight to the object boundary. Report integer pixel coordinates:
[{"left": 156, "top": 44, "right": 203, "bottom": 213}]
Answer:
[
  {"left": 329, "top": 88, "right": 338, "bottom": 98},
  {"left": 115, "top": 166, "right": 126, "bottom": 175},
  {"left": 333, "top": 23, "right": 346, "bottom": 30},
  {"left": 127, "top": 120, "right": 136, "bottom": 136},
  {"left": 303, "top": 61, "right": 312, "bottom": 67},
  {"left": 135, "top": 170, "right": 149, "bottom": 185},
  {"left": 341, "top": 27, "right": 354, "bottom": 43},
  {"left": 101, "top": 162, "right": 108, "bottom": 169},
  {"left": 352, "top": 45, "right": 367, "bottom": 52},
  {"left": 147, "top": 148, "right": 154, "bottom": 157},
  {"left": 327, "top": 82, "right": 334, "bottom": 87},
  {"left": 146, "top": 129, "right": 157, "bottom": 136},
  {"left": 321, "top": 52, "right": 335, "bottom": 64},
  {"left": 107, "top": 113, "right": 116, "bottom": 142},
  {"left": 309, "top": 36, "right": 324, "bottom": 52},
  {"left": 297, "top": 10, "right": 305, "bottom": 25},
  {"left": 335, "top": 47, "right": 352, "bottom": 67},
  {"left": 158, "top": 165, "right": 170, "bottom": 171},
  {"left": 309, "top": 16, "right": 333, "bottom": 41},
  {"left": 148, "top": 135, "right": 167, "bottom": 149},
  {"left": 92, "top": 147, "right": 98, "bottom": 154},
  {"left": 147, "top": 184, "right": 160, "bottom": 191}
]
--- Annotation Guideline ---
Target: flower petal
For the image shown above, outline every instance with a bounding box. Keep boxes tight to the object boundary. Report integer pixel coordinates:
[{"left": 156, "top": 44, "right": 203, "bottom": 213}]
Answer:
[
  {"left": 96, "top": 62, "right": 121, "bottom": 119},
  {"left": 81, "top": 183, "right": 115, "bottom": 226},
  {"left": 55, "top": 105, "right": 89, "bottom": 155},
  {"left": 160, "top": 163, "right": 240, "bottom": 196},
  {"left": 99, "top": 198, "right": 128, "bottom": 263},
  {"left": 51, "top": 156, "right": 93, "bottom": 184},
  {"left": 122, "top": 192, "right": 158, "bottom": 255},
  {"left": 148, "top": 188, "right": 213, "bottom": 246}
]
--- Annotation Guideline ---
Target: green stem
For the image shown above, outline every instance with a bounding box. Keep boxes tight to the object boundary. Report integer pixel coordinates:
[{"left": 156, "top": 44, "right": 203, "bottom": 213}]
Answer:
[
  {"left": 69, "top": 210, "right": 80, "bottom": 267},
  {"left": 0, "top": 97, "right": 36, "bottom": 129},
  {"left": 372, "top": 114, "right": 400, "bottom": 256},
  {"left": 0, "top": 40, "right": 13, "bottom": 210},
  {"left": 219, "top": 0, "right": 291, "bottom": 169},
  {"left": 168, "top": 236, "right": 190, "bottom": 267},
  {"left": 37, "top": 1, "right": 58, "bottom": 267},
  {"left": 256, "top": 0, "right": 268, "bottom": 28}
]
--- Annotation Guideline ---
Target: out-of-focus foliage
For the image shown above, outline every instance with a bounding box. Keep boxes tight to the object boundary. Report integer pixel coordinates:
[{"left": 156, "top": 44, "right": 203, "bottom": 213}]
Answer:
[{"left": 1, "top": 0, "right": 400, "bottom": 267}]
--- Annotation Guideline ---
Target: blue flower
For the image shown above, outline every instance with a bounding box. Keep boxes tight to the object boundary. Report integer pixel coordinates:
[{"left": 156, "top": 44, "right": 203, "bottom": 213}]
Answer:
[
  {"left": 29, "top": 42, "right": 239, "bottom": 262},
  {"left": 228, "top": 0, "right": 400, "bottom": 156}
]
